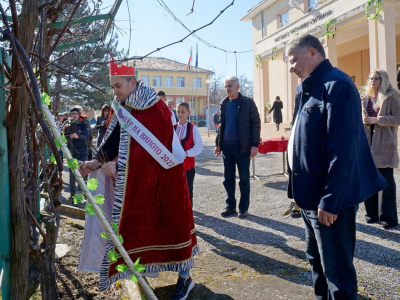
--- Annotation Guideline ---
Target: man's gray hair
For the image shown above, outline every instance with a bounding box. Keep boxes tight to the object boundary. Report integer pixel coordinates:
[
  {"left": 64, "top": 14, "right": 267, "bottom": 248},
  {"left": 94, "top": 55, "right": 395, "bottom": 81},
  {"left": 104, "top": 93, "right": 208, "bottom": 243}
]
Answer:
[
  {"left": 285, "top": 34, "right": 326, "bottom": 58},
  {"left": 224, "top": 76, "right": 240, "bottom": 86}
]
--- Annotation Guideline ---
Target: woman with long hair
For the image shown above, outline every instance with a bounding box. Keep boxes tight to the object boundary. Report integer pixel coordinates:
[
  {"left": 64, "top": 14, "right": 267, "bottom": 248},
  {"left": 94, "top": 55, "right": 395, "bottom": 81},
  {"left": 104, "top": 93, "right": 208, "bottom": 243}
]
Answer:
[
  {"left": 362, "top": 69, "right": 400, "bottom": 229},
  {"left": 95, "top": 104, "right": 110, "bottom": 147}
]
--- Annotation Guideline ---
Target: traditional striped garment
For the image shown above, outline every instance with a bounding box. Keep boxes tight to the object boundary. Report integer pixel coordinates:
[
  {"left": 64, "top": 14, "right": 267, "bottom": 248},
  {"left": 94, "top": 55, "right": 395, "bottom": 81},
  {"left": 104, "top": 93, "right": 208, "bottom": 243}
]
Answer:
[
  {"left": 367, "top": 97, "right": 379, "bottom": 117},
  {"left": 98, "top": 82, "right": 199, "bottom": 291}
]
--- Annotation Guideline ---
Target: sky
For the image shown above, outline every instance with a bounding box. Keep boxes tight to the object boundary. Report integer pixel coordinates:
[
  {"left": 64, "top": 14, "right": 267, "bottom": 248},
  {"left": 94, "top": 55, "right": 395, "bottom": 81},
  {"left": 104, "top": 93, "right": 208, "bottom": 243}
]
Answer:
[{"left": 101, "top": 0, "right": 261, "bottom": 82}]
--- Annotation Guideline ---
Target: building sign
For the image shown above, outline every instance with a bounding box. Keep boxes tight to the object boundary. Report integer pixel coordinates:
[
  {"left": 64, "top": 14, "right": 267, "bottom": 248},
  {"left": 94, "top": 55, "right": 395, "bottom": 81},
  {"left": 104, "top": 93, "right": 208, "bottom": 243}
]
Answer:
[{"left": 274, "top": 10, "right": 334, "bottom": 43}]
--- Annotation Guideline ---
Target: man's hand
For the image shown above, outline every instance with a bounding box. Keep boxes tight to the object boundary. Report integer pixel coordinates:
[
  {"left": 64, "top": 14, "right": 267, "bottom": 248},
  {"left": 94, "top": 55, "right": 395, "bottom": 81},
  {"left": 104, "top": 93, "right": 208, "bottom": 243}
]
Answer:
[
  {"left": 214, "top": 146, "right": 221, "bottom": 157},
  {"left": 250, "top": 146, "right": 259, "bottom": 159},
  {"left": 80, "top": 159, "right": 100, "bottom": 176},
  {"left": 363, "top": 117, "right": 378, "bottom": 124},
  {"left": 102, "top": 162, "right": 117, "bottom": 176},
  {"left": 69, "top": 133, "right": 79, "bottom": 139},
  {"left": 318, "top": 208, "right": 337, "bottom": 226},
  {"left": 82, "top": 159, "right": 100, "bottom": 171}
]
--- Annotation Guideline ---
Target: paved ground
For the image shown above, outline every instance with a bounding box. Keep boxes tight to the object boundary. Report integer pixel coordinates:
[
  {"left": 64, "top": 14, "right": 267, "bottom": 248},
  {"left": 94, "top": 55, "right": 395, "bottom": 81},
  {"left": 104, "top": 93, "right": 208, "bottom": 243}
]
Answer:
[{"left": 59, "top": 128, "right": 400, "bottom": 300}]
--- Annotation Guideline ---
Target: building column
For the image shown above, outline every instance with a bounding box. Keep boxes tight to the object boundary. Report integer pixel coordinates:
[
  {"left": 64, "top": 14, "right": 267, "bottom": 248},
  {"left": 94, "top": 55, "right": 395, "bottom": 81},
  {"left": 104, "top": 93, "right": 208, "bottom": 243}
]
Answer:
[
  {"left": 368, "top": 1, "right": 397, "bottom": 86},
  {"left": 287, "top": 64, "right": 298, "bottom": 123},
  {"left": 325, "top": 37, "right": 338, "bottom": 67}
]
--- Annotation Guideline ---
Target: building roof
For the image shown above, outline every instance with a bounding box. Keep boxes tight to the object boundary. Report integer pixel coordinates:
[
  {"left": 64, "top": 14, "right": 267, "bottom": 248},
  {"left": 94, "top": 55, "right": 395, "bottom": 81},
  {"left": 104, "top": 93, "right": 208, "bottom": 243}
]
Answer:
[
  {"left": 129, "top": 57, "right": 213, "bottom": 74},
  {"left": 241, "top": 0, "right": 279, "bottom": 22}
]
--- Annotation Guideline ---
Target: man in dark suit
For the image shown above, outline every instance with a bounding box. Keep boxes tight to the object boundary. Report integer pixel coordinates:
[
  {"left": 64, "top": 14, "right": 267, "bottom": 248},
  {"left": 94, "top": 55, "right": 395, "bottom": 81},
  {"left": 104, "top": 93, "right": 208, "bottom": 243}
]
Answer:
[
  {"left": 215, "top": 76, "right": 261, "bottom": 219},
  {"left": 285, "top": 34, "right": 387, "bottom": 299}
]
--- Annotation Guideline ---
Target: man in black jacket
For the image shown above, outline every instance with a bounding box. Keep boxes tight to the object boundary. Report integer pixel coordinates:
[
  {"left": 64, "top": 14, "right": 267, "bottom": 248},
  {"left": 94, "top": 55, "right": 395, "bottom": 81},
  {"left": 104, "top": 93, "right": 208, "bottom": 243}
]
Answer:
[
  {"left": 215, "top": 76, "right": 261, "bottom": 218},
  {"left": 64, "top": 106, "right": 89, "bottom": 202}
]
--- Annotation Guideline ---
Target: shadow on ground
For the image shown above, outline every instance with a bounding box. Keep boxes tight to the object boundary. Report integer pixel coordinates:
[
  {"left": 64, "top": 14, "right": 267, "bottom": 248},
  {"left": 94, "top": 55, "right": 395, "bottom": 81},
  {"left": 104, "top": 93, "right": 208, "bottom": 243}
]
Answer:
[{"left": 153, "top": 283, "right": 234, "bottom": 300}]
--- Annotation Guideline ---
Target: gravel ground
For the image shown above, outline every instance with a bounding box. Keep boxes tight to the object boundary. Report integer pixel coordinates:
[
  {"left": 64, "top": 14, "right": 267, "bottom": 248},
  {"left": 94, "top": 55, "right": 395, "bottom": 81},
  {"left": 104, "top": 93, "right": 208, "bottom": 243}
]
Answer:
[{"left": 58, "top": 128, "right": 400, "bottom": 299}]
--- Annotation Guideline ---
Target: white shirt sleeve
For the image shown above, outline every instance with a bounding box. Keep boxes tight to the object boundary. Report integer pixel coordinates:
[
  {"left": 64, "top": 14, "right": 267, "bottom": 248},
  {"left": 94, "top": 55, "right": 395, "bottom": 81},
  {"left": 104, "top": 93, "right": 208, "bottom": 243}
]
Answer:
[
  {"left": 170, "top": 111, "right": 176, "bottom": 125},
  {"left": 186, "top": 125, "right": 203, "bottom": 157}
]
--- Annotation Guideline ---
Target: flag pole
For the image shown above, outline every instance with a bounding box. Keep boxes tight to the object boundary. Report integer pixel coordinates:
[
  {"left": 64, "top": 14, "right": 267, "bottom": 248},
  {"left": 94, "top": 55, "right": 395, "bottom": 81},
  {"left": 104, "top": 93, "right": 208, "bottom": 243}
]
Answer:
[{"left": 195, "top": 44, "right": 198, "bottom": 127}]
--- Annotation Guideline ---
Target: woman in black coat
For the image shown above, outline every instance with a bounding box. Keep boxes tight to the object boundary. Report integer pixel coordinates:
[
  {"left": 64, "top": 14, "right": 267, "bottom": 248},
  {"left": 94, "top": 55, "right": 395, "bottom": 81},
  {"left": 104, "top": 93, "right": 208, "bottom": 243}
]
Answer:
[{"left": 269, "top": 96, "right": 283, "bottom": 131}]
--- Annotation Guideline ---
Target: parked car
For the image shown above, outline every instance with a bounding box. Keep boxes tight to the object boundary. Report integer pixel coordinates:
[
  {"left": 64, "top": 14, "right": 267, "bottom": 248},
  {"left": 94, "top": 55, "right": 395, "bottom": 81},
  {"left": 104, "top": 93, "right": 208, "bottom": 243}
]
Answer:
[{"left": 189, "top": 115, "right": 206, "bottom": 127}]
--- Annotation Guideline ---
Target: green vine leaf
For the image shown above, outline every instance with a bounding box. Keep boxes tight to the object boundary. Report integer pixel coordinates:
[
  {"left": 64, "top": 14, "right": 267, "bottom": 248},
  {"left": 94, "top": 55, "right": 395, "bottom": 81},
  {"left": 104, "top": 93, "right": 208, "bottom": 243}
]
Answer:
[
  {"left": 49, "top": 154, "right": 56, "bottom": 164},
  {"left": 365, "top": 0, "right": 383, "bottom": 20},
  {"left": 67, "top": 158, "right": 79, "bottom": 170},
  {"left": 271, "top": 47, "right": 278, "bottom": 61},
  {"left": 116, "top": 264, "right": 129, "bottom": 273},
  {"left": 111, "top": 222, "right": 119, "bottom": 233},
  {"left": 254, "top": 55, "right": 262, "bottom": 68},
  {"left": 41, "top": 93, "right": 51, "bottom": 106},
  {"left": 131, "top": 274, "right": 138, "bottom": 283},
  {"left": 134, "top": 257, "right": 146, "bottom": 272},
  {"left": 73, "top": 194, "right": 84, "bottom": 204},
  {"left": 100, "top": 232, "right": 109, "bottom": 240},
  {"left": 107, "top": 249, "right": 119, "bottom": 262},
  {"left": 117, "top": 234, "right": 124, "bottom": 244},
  {"left": 94, "top": 194, "right": 105, "bottom": 205},
  {"left": 55, "top": 139, "right": 62, "bottom": 148},
  {"left": 85, "top": 204, "right": 96, "bottom": 215},
  {"left": 87, "top": 178, "right": 99, "bottom": 191},
  {"left": 60, "top": 133, "right": 67, "bottom": 144}
]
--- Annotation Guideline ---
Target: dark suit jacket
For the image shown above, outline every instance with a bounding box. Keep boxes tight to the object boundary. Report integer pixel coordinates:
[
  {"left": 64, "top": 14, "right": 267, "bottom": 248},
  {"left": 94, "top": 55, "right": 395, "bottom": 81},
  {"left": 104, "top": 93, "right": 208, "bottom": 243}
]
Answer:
[{"left": 288, "top": 59, "right": 387, "bottom": 214}]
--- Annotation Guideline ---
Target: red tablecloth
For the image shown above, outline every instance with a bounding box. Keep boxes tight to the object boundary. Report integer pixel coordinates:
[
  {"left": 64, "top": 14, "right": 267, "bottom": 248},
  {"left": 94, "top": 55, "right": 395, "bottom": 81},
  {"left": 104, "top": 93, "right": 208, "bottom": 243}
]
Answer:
[{"left": 258, "top": 138, "right": 289, "bottom": 154}]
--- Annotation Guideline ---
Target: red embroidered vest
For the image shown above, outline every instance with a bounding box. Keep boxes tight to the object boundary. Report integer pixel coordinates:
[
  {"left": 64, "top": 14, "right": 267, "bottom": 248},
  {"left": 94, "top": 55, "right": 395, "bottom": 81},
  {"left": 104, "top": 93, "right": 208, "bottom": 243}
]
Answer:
[{"left": 174, "top": 122, "right": 195, "bottom": 171}]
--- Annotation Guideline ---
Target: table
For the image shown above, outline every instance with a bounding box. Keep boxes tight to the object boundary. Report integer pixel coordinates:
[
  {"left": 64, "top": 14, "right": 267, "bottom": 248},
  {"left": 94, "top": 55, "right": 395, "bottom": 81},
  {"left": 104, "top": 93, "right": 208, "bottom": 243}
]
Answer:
[{"left": 253, "top": 137, "right": 289, "bottom": 178}]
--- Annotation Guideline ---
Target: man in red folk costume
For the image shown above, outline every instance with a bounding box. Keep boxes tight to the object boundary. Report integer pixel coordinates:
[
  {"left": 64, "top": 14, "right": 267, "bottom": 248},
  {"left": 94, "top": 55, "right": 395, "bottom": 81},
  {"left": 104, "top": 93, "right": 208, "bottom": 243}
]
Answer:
[{"left": 83, "top": 57, "right": 198, "bottom": 299}]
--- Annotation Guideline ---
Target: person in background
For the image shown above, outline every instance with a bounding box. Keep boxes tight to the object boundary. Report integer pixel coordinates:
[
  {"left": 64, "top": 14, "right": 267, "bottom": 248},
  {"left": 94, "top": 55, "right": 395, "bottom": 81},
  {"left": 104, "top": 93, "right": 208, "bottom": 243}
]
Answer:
[
  {"left": 215, "top": 76, "right": 261, "bottom": 219},
  {"left": 269, "top": 96, "right": 283, "bottom": 131},
  {"left": 157, "top": 90, "right": 167, "bottom": 103},
  {"left": 168, "top": 100, "right": 179, "bottom": 123},
  {"left": 75, "top": 105, "right": 94, "bottom": 159},
  {"left": 285, "top": 34, "right": 386, "bottom": 299},
  {"left": 362, "top": 69, "right": 400, "bottom": 229},
  {"left": 96, "top": 104, "right": 110, "bottom": 147},
  {"left": 63, "top": 107, "right": 89, "bottom": 203},
  {"left": 158, "top": 91, "right": 176, "bottom": 124},
  {"left": 213, "top": 110, "right": 221, "bottom": 133},
  {"left": 397, "top": 67, "right": 400, "bottom": 90},
  {"left": 174, "top": 102, "right": 203, "bottom": 207}
]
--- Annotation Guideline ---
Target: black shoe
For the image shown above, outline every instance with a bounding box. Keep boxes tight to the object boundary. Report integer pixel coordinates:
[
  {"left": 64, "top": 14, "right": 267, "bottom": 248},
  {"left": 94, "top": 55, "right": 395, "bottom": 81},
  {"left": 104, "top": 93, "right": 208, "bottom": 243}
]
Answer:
[
  {"left": 238, "top": 211, "right": 248, "bottom": 219},
  {"left": 380, "top": 221, "right": 397, "bottom": 229},
  {"left": 365, "top": 215, "right": 379, "bottom": 224},
  {"left": 221, "top": 208, "right": 237, "bottom": 217},
  {"left": 291, "top": 209, "right": 301, "bottom": 218},
  {"left": 170, "top": 276, "right": 195, "bottom": 300}
]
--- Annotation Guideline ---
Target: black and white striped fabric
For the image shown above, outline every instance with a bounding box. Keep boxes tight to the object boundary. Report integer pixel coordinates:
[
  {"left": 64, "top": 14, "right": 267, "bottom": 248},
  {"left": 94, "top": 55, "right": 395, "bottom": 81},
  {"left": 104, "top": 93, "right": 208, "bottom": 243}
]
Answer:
[{"left": 98, "top": 81, "right": 198, "bottom": 291}]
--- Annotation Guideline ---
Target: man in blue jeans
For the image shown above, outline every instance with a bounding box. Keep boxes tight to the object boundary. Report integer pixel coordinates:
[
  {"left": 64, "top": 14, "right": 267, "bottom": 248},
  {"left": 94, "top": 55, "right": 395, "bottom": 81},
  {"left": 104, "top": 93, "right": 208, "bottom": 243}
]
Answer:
[
  {"left": 285, "top": 34, "right": 387, "bottom": 299},
  {"left": 215, "top": 76, "right": 261, "bottom": 219}
]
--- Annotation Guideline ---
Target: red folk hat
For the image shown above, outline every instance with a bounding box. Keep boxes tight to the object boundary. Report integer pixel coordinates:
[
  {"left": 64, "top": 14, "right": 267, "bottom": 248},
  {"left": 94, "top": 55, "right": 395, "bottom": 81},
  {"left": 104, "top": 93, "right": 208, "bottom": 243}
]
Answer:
[{"left": 109, "top": 55, "right": 135, "bottom": 76}]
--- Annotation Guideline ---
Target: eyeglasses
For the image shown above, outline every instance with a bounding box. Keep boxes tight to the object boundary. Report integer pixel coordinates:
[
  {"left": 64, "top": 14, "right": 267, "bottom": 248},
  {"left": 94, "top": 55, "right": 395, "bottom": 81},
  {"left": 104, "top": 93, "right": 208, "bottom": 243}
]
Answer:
[{"left": 369, "top": 77, "right": 381, "bottom": 81}]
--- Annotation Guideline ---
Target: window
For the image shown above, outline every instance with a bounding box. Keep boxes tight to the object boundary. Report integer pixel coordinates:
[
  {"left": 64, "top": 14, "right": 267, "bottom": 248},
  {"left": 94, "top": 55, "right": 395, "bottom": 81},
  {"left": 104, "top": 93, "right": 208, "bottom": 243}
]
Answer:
[
  {"left": 176, "top": 97, "right": 185, "bottom": 103},
  {"left": 141, "top": 75, "right": 149, "bottom": 86},
  {"left": 261, "top": 10, "right": 267, "bottom": 38},
  {"left": 164, "top": 76, "right": 173, "bottom": 87},
  {"left": 153, "top": 76, "right": 161, "bottom": 87},
  {"left": 177, "top": 77, "right": 185, "bottom": 88},
  {"left": 308, "top": 0, "right": 320, "bottom": 12},
  {"left": 166, "top": 96, "right": 174, "bottom": 102},
  {"left": 193, "top": 77, "right": 202, "bottom": 89},
  {"left": 279, "top": 10, "right": 289, "bottom": 28},
  {"left": 189, "top": 97, "right": 196, "bottom": 115}
]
